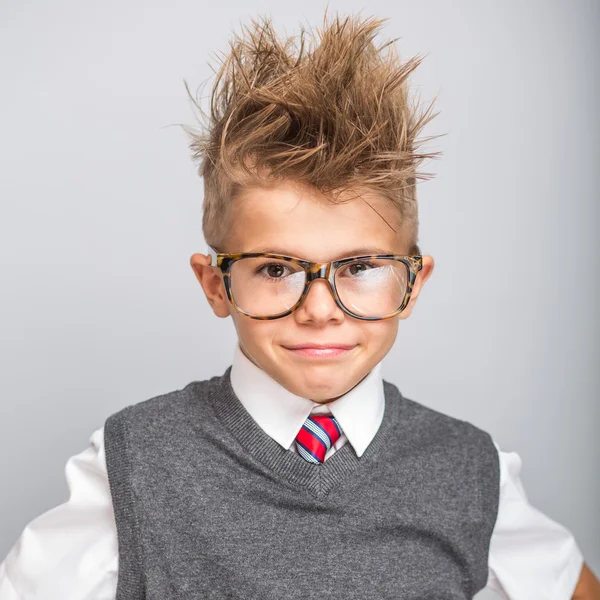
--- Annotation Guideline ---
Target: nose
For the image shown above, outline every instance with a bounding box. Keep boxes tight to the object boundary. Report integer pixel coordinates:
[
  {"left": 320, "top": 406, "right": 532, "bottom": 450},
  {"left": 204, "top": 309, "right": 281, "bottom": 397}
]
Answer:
[{"left": 295, "top": 277, "right": 342, "bottom": 320}]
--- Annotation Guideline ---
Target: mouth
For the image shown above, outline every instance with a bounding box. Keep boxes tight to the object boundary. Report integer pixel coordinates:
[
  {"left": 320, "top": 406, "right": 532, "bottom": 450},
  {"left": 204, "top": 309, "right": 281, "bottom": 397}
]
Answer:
[{"left": 282, "top": 343, "right": 357, "bottom": 359}]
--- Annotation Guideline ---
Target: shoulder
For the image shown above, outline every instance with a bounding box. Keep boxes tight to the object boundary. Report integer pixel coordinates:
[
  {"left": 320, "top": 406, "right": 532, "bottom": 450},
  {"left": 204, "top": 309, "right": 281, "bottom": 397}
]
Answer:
[
  {"left": 383, "top": 378, "right": 494, "bottom": 447},
  {"left": 383, "top": 378, "right": 500, "bottom": 497},
  {"left": 104, "top": 373, "right": 221, "bottom": 431}
]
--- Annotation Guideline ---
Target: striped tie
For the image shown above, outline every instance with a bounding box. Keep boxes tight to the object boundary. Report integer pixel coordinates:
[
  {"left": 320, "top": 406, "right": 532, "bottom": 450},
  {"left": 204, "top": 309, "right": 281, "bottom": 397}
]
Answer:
[{"left": 295, "top": 413, "right": 342, "bottom": 464}]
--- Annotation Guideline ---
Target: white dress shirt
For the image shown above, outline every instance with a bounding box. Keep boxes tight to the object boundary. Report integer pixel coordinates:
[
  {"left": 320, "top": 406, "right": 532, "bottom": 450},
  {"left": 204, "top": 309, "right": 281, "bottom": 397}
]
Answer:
[{"left": 0, "top": 343, "right": 585, "bottom": 599}]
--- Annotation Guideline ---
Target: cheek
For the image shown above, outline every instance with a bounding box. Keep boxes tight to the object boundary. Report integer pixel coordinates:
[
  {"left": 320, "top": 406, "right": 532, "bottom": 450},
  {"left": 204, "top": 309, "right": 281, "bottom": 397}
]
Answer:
[
  {"left": 363, "top": 319, "right": 399, "bottom": 349},
  {"left": 231, "top": 315, "right": 278, "bottom": 349}
]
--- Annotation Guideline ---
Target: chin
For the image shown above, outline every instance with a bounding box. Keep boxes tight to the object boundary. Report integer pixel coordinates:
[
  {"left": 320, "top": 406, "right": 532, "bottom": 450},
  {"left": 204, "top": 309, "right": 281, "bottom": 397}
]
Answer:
[{"left": 289, "top": 372, "right": 351, "bottom": 400}]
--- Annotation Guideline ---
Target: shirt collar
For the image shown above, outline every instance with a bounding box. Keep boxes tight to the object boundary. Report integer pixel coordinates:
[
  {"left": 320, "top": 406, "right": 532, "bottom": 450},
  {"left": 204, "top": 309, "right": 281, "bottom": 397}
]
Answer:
[{"left": 229, "top": 342, "right": 385, "bottom": 457}]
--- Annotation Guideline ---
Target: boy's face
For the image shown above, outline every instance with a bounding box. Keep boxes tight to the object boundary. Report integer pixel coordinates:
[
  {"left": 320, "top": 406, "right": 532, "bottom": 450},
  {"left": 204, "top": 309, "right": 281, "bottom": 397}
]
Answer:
[{"left": 190, "top": 181, "right": 434, "bottom": 404}]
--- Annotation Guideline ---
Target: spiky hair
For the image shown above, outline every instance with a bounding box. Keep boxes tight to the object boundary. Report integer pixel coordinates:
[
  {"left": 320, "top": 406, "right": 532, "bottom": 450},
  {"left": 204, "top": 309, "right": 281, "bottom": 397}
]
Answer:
[{"left": 183, "top": 11, "right": 441, "bottom": 254}]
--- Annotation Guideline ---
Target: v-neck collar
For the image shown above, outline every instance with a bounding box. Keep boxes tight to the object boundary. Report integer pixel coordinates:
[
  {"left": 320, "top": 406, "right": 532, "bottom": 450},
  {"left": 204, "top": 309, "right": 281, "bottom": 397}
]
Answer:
[{"left": 208, "top": 365, "right": 402, "bottom": 498}]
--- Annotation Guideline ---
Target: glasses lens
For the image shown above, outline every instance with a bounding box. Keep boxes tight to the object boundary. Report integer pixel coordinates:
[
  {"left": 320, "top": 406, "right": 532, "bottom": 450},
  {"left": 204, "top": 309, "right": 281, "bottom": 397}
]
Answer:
[
  {"left": 229, "top": 256, "right": 409, "bottom": 318},
  {"left": 230, "top": 257, "right": 306, "bottom": 317},
  {"left": 334, "top": 258, "right": 409, "bottom": 318}
]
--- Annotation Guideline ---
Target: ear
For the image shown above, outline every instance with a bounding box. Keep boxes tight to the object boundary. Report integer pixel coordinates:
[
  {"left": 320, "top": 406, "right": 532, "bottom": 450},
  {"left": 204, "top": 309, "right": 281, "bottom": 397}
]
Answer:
[
  {"left": 189, "top": 253, "right": 231, "bottom": 318},
  {"left": 398, "top": 255, "right": 434, "bottom": 320}
]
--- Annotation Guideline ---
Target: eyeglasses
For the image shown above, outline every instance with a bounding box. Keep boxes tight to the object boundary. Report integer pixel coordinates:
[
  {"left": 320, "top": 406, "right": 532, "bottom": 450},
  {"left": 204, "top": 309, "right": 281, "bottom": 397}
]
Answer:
[{"left": 206, "top": 246, "right": 423, "bottom": 321}]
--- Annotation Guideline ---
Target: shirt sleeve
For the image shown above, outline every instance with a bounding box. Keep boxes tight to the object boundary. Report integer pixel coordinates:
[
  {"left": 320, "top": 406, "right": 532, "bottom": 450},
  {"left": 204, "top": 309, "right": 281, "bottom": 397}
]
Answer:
[
  {"left": 484, "top": 440, "right": 584, "bottom": 600},
  {"left": 0, "top": 426, "right": 118, "bottom": 600}
]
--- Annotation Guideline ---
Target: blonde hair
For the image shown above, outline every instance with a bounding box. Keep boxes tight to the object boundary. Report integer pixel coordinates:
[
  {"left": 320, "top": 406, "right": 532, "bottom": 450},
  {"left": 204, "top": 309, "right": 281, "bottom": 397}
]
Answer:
[{"left": 182, "top": 11, "right": 441, "bottom": 255}]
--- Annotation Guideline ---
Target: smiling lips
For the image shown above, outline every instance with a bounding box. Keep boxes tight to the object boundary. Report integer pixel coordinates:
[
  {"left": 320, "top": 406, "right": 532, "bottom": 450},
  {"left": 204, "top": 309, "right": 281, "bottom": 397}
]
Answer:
[
  {"left": 283, "top": 343, "right": 356, "bottom": 358},
  {"left": 284, "top": 343, "right": 356, "bottom": 350}
]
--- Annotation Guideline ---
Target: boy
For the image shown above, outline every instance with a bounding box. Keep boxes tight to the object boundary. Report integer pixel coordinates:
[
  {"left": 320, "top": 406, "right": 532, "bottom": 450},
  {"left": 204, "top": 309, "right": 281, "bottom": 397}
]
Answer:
[{"left": 1, "top": 11, "right": 598, "bottom": 600}]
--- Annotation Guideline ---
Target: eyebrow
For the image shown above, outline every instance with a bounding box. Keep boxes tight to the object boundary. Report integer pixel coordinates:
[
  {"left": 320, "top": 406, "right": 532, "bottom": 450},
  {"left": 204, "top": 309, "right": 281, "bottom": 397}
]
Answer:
[{"left": 245, "top": 246, "right": 395, "bottom": 260}]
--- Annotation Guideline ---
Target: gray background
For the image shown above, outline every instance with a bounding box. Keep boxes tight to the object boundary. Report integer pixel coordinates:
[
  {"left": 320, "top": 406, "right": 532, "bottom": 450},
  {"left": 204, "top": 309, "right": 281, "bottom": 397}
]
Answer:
[{"left": 0, "top": 0, "right": 598, "bottom": 597}]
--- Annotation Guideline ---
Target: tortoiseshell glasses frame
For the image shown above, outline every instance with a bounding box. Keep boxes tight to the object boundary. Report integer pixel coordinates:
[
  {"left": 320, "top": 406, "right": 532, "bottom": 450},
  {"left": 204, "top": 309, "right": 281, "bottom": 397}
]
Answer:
[{"left": 206, "top": 245, "right": 423, "bottom": 321}]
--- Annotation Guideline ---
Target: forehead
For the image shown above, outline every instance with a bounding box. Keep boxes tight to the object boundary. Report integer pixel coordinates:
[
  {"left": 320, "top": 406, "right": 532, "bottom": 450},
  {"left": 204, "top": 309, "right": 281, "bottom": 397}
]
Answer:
[{"left": 228, "top": 181, "right": 408, "bottom": 259}]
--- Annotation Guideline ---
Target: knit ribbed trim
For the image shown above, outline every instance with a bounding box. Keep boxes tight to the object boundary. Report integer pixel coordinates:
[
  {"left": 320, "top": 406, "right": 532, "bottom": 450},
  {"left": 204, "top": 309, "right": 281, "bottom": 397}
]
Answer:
[
  {"left": 104, "top": 409, "right": 146, "bottom": 600},
  {"left": 205, "top": 365, "right": 402, "bottom": 498}
]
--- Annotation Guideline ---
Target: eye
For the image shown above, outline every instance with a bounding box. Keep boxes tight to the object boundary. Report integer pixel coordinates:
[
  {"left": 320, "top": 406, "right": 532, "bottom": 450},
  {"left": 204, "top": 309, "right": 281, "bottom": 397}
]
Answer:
[
  {"left": 340, "top": 261, "right": 376, "bottom": 277},
  {"left": 255, "top": 262, "right": 290, "bottom": 279}
]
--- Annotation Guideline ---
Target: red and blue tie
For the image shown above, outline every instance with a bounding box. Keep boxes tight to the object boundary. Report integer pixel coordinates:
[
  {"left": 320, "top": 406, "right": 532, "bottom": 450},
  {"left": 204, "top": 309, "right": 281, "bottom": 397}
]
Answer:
[{"left": 295, "top": 413, "right": 342, "bottom": 464}]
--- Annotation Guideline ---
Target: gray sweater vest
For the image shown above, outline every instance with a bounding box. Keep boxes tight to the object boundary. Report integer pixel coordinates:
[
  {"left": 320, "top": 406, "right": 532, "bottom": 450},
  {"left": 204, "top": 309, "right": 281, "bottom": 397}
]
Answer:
[{"left": 104, "top": 366, "right": 500, "bottom": 600}]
